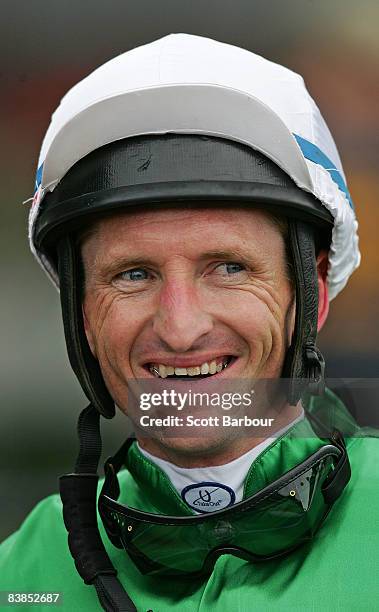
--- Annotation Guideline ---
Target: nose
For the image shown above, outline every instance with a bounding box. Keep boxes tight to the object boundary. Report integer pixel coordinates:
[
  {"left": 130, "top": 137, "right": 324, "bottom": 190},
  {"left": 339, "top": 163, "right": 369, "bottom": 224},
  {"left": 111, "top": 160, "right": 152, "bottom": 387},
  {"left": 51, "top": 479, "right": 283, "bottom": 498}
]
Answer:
[{"left": 152, "top": 278, "right": 213, "bottom": 353}]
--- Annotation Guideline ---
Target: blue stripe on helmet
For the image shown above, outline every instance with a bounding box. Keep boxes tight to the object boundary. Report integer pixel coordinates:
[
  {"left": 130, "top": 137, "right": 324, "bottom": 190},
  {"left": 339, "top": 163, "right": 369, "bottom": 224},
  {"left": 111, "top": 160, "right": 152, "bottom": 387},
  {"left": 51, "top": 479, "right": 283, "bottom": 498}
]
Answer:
[
  {"left": 293, "top": 133, "right": 354, "bottom": 211},
  {"left": 35, "top": 163, "right": 44, "bottom": 193}
]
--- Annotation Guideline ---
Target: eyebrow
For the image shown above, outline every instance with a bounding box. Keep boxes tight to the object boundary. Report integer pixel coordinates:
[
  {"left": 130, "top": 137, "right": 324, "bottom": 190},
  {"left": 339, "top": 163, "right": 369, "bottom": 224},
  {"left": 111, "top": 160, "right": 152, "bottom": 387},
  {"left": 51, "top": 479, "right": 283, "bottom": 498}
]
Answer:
[
  {"left": 199, "top": 250, "right": 252, "bottom": 262},
  {"left": 97, "top": 248, "right": 259, "bottom": 276},
  {"left": 198, "top": 250, "right": 263, "bottom": 270},
  {"left": 99, "top": 256, "right": 159, "bottom": 276}
]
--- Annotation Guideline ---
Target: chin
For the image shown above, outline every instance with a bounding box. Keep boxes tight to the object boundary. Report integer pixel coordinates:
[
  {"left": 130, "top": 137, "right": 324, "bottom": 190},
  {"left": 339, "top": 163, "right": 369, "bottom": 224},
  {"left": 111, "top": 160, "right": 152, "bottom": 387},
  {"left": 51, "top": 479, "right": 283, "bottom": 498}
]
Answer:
[{"left": 151, "top": 429, "right": 241, "bottom": 462}]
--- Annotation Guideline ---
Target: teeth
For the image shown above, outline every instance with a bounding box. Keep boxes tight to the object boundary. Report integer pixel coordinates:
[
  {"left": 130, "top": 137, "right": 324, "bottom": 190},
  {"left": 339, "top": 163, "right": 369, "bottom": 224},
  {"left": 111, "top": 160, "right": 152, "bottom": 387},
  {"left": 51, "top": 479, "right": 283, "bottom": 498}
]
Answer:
[
  {"left": 150, "top": 358, "right": 231, "bottom": 378},
  {"left": 175, "top": 367, "right": 187, "bottom": 376},
  {"left": 187, "top": 366, "right": 201, "bottom": 376},
  {"left": 159, "top": 364, "right": 167, "bottom": 378},
  {"left": 209, "top": 361, "right": 217, "bottom": 375},
  {"left": 200, "top": 363, "right": 209, "bottom": 375}
]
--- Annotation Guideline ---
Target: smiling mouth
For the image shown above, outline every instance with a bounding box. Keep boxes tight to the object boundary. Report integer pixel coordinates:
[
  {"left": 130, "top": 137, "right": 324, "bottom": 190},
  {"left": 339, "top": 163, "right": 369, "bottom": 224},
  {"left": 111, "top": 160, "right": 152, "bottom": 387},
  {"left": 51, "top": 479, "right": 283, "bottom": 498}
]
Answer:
[{"left": 147, "top": 357, "right": 234, "bottom": 379}]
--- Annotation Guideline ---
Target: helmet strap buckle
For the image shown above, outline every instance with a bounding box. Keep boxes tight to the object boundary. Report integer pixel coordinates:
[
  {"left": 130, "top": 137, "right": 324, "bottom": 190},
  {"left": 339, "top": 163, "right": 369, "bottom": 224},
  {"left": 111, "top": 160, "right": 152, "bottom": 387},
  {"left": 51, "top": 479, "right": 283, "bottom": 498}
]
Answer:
[{"left": 305, "top": 344, "right": 325, "bottom": 396}]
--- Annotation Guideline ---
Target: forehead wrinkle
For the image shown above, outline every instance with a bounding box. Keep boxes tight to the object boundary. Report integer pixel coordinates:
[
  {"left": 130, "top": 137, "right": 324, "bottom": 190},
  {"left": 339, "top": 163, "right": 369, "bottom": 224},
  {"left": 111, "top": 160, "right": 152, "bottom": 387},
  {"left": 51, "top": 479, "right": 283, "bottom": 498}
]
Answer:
[
  {"left": 81, "top": 207, "right": 286, "bottom": 275},
  {"left": 89, "top": 206, "right": 265, "bottom": 244}
]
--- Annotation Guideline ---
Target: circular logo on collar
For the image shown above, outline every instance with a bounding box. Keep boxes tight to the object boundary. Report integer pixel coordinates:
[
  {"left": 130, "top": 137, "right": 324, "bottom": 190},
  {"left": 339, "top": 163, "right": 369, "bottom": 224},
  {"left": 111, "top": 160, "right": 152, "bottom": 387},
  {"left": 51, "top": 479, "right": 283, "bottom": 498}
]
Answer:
[{"left": 182, "top": 482, "right": 236, "bottom": 513}]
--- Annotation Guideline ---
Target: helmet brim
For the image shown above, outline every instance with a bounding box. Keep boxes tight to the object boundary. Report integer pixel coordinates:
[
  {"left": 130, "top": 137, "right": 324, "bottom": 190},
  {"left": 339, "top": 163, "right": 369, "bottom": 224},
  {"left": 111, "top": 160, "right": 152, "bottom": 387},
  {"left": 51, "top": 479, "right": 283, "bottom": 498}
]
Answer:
[{"left": 34, "top": 134, "right": 332, "bottom": 252}]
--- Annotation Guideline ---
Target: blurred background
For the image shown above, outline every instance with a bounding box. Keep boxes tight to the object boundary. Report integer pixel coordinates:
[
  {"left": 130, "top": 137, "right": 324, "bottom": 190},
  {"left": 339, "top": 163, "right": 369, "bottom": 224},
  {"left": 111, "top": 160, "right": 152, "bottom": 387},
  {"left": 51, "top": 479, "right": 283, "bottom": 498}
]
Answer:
[{"left": 1, "top": 0, "right": 378, "bottom": 540}]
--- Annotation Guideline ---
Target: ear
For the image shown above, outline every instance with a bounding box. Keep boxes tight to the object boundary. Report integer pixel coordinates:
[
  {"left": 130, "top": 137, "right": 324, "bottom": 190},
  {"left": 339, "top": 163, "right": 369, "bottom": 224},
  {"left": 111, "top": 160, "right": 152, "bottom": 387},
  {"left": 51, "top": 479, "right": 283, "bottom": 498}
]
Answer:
[
  {"left": 316, "top": 249, "right": 329, "bottom": 331},
  {"left": 82, "top": 303, "right": 97, "bottom": 357}
]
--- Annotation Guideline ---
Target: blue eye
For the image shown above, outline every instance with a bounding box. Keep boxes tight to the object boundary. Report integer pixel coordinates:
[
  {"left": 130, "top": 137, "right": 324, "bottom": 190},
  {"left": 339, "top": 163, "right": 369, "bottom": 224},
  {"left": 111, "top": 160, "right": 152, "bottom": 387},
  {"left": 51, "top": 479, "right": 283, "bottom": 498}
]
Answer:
[
  {"left": 121, "top": 268, "right": 149, "bottom": 281},
  {"left": 218, "top": 262, "right": 244, "bottom": 274}
]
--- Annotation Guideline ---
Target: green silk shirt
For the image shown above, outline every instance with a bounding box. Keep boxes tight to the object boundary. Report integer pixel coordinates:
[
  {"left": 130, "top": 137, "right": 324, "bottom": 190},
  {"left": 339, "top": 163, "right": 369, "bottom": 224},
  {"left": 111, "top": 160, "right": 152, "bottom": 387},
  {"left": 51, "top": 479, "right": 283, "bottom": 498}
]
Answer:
[{"left": 1, "top": 390, "right": 378, "bottom": 611}]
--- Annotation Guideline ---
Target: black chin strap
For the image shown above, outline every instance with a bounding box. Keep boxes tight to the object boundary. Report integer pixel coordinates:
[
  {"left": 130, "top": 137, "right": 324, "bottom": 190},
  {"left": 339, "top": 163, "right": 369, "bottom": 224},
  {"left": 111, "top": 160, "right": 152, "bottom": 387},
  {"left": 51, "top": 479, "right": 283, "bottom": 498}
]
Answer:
[
  {"left": 283, "top": 220, "right": 326, "bottom": 405},
  {"left": 59, "top": 404, "right": 138, "bottom": 612}
]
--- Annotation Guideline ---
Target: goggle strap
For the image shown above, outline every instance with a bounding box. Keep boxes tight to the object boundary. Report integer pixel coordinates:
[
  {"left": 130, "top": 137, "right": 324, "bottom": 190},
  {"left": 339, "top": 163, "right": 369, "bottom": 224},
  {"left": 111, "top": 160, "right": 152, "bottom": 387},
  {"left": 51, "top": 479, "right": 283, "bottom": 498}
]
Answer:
[
  {"left": 94, "top": 575, "right": 138, "bottom": 612},
  {"left": 321, "top": 433, "right": 351, "bottom": 504},
  {"left": 103, "top": 438, "right": 136, "bottom": 500},
  {"left": 108, "top": 438, "right": 136, "bottom": 473},
  {"left": 300, "top": 410, "right": 352, "bottom": 504},
  {"left": 59, "top": 404, "right": 138, "bottom": 611}
]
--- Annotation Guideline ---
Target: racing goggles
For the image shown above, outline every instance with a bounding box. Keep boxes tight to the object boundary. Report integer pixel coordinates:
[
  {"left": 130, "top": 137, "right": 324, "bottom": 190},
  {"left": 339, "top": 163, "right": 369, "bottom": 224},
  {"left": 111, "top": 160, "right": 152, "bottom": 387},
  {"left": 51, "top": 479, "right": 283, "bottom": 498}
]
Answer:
[{"left": 98, "top": 431, "right": 350, "bottom": 577}]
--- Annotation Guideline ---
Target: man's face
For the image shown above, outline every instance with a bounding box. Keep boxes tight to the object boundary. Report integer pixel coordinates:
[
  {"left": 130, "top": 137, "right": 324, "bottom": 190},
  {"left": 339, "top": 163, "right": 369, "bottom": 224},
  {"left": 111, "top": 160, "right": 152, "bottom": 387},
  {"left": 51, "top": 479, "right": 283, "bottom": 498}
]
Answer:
[{"left": 82, "top": 206, "right": 295, "bottom": 456}]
